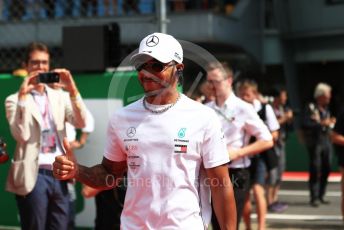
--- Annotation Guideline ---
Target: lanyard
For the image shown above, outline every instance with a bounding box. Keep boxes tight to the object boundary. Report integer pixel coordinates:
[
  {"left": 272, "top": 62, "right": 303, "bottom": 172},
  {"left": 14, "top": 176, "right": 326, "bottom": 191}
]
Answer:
[
  {"left": 33, "top": 92, "right": 51, "bottom": 129},
  {"left": 32, "top": 91, "right": 64, "bottom": 153},
  {"left": 213, "top": 106, "right": 235, "bottom": 123}
]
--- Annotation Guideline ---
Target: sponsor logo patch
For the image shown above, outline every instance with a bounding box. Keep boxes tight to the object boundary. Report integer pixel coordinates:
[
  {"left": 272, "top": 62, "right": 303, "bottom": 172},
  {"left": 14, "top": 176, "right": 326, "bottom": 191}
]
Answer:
[{"left": 174, "top": 144, "right": 187, "bottom": 153}]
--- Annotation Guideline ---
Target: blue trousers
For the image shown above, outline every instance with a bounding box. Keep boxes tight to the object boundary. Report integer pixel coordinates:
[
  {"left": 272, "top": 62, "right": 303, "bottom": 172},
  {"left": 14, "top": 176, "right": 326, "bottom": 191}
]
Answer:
[{"left": 15, "top": 169, "right": 69, "bottom": 230}]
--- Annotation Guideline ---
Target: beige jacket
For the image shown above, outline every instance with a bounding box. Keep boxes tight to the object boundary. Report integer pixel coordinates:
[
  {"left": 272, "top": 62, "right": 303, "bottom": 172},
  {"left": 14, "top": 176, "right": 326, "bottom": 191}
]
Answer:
[{"left": 5, "top": 86, "right": 86, "bottom": 195}]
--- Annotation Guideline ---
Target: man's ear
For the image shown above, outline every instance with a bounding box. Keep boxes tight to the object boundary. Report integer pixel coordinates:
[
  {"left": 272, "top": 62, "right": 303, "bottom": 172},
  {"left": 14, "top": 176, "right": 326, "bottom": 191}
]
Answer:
[
  {"left": 176, "top": 63, "right": 184, "bottom": 71},
  {"left": 227, "top": 76, "right": 233, "bottom": 86}
]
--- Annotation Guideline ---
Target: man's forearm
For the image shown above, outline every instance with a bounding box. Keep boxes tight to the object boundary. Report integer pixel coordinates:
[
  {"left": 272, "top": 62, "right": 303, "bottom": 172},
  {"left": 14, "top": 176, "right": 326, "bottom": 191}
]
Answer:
[
  {"left": 239, "top": 139, "right": 273, "bottom": 158},
  {"left": 76, "top": 164, "right": 117, "bottom": 190},
  {"left": 212, "top": 180, "right": 237, "bottom": 230},
  {"left": 208, "top": 165, "right": 237, "bottom": 230}
]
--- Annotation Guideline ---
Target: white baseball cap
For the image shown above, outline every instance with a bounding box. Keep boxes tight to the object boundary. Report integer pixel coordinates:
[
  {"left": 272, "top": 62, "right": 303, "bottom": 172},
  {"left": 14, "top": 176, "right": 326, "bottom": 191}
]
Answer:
[{"left": 130, "top": 32, "right": 183, "bottom": 67}]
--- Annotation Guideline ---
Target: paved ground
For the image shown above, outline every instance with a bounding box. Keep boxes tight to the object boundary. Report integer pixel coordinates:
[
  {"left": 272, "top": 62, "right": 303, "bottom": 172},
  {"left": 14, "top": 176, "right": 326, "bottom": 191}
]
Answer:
[{"left": 238, "top": 180, "right": 343, "bottom": 230}]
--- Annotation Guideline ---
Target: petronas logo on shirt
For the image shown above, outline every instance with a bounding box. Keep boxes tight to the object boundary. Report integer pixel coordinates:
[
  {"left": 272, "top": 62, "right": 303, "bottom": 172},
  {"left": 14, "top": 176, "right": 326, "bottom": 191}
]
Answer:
[
  {"left": 178, "top": 128, "right": 186, "bottom": 138},
  {"left": 174, "top": 144, "right": 187, "bottom": 153}
]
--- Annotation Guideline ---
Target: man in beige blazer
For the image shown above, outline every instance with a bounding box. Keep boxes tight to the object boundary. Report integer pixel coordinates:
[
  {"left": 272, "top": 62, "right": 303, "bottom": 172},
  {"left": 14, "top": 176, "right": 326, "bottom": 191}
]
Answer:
[{"left": 5, "top": 42, "right": 86, "bottom": 230}]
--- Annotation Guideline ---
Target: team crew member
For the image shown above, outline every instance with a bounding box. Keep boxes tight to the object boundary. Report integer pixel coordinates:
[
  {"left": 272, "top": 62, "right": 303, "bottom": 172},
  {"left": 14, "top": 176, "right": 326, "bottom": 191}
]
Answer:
[
  {"left": 236, "top": 79, "right": 280, "bottom": 230},
  {"left": 268, "top": 87, "right": 293, "bottom": 212},
  {"left": 206, "top": 62, "right": 273, "bottom": 229},
  {"left": 53, "top": 32, "right": 237, "bottom": 230}
]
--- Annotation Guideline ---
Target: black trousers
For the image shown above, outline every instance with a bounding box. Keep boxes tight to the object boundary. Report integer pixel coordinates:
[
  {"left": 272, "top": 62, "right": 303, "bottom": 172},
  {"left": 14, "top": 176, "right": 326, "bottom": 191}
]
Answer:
[
  {"left": 211, "top": 167, "right": 250, "bottom": 230},
  {"left": 306, "top": 138, "right": 332, "bottom": 202}
]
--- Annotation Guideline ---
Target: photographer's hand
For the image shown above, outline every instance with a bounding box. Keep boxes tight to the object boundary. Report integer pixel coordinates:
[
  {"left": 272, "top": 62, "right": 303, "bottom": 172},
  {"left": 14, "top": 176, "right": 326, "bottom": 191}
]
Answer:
[
  {"left": 18, "top": 71, "right": 41, "bottom": 100},
  {"left": 53, "top": 69, "right": 79, "bottom": 96}
]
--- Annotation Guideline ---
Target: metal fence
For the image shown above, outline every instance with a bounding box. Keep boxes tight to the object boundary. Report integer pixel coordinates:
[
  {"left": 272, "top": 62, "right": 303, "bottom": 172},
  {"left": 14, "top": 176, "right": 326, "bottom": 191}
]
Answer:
[{"left": 0, "top": 0, "right": 238, "bottom": 73}]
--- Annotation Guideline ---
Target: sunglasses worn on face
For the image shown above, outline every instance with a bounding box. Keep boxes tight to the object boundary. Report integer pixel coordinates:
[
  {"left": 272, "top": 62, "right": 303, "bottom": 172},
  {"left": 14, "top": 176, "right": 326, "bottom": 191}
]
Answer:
[{"left": 136, "top": 62, "right": 175, "bottom": 73}]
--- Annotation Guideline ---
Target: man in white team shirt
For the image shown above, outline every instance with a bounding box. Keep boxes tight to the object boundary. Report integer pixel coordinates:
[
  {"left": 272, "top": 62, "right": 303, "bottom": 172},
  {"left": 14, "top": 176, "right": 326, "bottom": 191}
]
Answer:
[
  {"left": 53, "top": 32, "right": 237, "bottom": 229},
  {"left": 206, "top": 62, "right": 273, "bottom": 230}
]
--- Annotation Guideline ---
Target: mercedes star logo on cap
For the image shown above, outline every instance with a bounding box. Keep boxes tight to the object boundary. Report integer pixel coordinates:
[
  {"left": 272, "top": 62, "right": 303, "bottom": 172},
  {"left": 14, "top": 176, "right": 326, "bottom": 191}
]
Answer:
[{"left": 146, "top": 35, "right": 159, "bottom": 47}]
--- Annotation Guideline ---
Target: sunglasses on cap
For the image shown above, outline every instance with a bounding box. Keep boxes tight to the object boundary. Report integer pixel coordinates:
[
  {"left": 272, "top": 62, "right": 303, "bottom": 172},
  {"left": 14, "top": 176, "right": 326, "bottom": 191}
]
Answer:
[{"left": 136, "top": 61, "right": 175, "bottom": 73}]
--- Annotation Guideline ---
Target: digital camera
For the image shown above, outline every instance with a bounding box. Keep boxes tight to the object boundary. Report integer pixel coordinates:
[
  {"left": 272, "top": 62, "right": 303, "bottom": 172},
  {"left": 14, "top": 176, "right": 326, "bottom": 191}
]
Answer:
[{"left": 38, "top": 72, "right": 60, "bottom": 84}]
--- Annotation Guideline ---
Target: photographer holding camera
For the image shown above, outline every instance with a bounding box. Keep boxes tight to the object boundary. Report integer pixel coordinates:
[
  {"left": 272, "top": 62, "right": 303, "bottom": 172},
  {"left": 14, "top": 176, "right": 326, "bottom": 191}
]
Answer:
[{"left": 4, "top": 42, "right": 86, "bottom": 230}]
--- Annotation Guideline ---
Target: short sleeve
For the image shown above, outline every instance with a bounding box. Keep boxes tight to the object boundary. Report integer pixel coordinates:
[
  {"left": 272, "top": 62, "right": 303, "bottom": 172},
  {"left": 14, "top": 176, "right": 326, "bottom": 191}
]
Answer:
[
  {"left": 103, "top": 118, "right": 126, "bottom": 162},
  {"left": 82, "top": 109, "right": 95, "bottom": 133},
  {"left": 265, "top": 104, "right": 280, "bottom": 132},
  {"left": 244, "top": 106, "right": 272, "bottom": 141},
  {"left": 201, "top": 111, "right": 230, "bottom": 169}
]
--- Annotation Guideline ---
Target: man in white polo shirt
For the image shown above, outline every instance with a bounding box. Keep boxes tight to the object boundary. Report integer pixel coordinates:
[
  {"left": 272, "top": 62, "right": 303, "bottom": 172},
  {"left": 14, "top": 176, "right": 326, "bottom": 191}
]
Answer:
[
  {"left": 206, "top": 62, "right": 273, "bottom": 230},
  {"left": 53, "top": 32, "right": 237, "bottom": 229},
  {"left": 236, "top": 79, "right": 279, "bottom": 230}
]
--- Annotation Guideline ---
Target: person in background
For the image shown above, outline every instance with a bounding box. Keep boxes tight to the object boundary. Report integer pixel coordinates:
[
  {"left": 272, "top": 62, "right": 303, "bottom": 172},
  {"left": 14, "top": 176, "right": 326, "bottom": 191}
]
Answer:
[
  {"left": 65, "top": 108, "right": 95, "bottom": 230},
  {"left": 331, "top": 110, "right": 344, "bottom": 221},
  {"left": 236, "top": 79, "right": 279, "bottom": 230},
  {"left": 122, "top": 0, "right": 140, "bottom": 14},
  {"left": 53, "top": 32, "right": 237, "bottom": 230},
  {"left": 0, "top": 137, "right": 9, "bottom": 164},
  {"left": 63, "top": 0, "right": 76, "bottom": 17},
  {"left": 206, "top": 63, "right": 273, "bottom": 230},
  {"left": 43, "top": 0, "right": 55, "bottom": 18},
  {"left": 199, "top": 80, "right": 216, "bottom": 103},
  {"left": 81, "top": 181, "right": 126, "bottom": 230},
  {"left": 81, "top": 0, "right": 98, "bottom": 16},
  {"left": 267, "top": 86, "right": 293, "bottom": 213},
  {"left": 4, "top": 42, "right": 86, "bottom": 230},
  {"left": 9, "top": 0, "right": 25, "bottom": 21},
  {"left": 188, "top": 80, "right": 215, "bottom": 104},
  {"left": 302, "top": 82, "right": 336, "bottom": 207},
  {"left": 103, "top": 0, "right": 118, "bottom": 16}
]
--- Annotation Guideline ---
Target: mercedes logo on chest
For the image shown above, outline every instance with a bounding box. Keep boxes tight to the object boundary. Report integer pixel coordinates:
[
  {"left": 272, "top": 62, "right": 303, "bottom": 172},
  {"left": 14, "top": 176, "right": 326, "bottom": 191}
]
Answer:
[
  {"left": 127, "top": 127, "right": 136, "bottom": 138},
  {"left": 146, "top": 35, "right": 159, "bottom": 47}
]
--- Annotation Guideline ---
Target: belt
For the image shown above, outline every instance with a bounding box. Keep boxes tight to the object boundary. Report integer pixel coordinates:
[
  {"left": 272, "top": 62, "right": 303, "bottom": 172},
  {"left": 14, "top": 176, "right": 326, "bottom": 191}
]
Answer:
[{"left": 38, "top": 168, "right": 53, "bottom": 176}]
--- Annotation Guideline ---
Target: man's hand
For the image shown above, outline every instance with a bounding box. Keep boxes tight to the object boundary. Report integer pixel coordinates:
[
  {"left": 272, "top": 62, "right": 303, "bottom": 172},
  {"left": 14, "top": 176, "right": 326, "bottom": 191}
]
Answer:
[
  {"left": 52, "top": 69, "right": 78, "bottom": 96},
  {"left": 285, "top": 110, "right": 293, "bottom": 121},
  {"left": 18, "top": 71, "right": 42, "bottom": 100},
  {"left": 69, "top": 140, "right": 82, "bottom": 149},
  {"left": 53, "top": 138, "right": 78, "bottom": 180},
  {"left": 321, "top": 117, "right": 336, "bottom": 127},
  {"left": 228, "top": 147, "right": 242, "bottom": 161}
]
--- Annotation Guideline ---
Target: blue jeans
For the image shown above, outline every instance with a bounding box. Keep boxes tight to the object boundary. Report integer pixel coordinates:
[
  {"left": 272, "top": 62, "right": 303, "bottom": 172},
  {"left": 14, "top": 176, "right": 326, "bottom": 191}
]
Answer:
[
  {"left": 250, "top": 156, "right": 267, "bottom": 186},
  {"left": 15, "top": 169, "right": 69, "bottom": 230}
]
